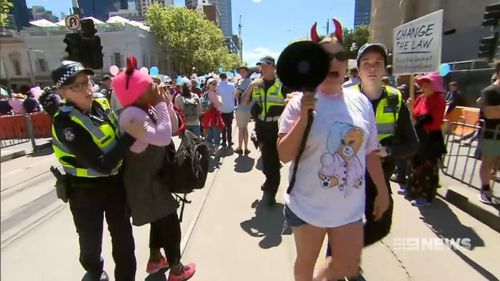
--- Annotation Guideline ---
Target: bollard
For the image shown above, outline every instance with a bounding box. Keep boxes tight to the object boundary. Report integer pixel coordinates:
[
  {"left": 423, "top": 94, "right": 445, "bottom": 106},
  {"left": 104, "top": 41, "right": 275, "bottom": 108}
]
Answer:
[{"left": 24, "top": 114, "right": 37, "bottom": 153}]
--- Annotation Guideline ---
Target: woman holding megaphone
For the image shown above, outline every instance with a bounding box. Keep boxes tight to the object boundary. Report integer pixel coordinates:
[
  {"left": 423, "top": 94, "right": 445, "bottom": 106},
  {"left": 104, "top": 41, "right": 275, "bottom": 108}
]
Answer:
[{"left": 277, "top": 21, "right": 389, "bottom": 281}]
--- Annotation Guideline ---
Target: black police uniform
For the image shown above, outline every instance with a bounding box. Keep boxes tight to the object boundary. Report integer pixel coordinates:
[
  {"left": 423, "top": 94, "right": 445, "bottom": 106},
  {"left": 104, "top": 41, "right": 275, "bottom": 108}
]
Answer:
[{"left": 52, "top": 99, "right": 137, "bottom": 281}]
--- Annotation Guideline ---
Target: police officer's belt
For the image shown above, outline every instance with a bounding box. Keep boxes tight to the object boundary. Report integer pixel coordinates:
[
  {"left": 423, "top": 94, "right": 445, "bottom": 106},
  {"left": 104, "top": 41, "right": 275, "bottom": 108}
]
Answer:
[{"left": 258, "top": 116, "right": 280, "bottom": 122}]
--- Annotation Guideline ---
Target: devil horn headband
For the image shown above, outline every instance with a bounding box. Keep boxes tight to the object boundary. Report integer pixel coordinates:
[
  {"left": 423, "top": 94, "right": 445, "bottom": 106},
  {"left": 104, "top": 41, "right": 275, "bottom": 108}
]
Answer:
[{"left": 310, "top": 18, "right": 343, "bottom": 43}]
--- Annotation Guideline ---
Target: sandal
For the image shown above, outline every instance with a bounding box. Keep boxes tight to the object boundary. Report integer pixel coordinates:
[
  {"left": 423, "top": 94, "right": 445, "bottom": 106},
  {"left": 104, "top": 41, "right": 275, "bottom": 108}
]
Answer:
[
  {"left": 235, "top": 148, "right": 243, "bottom": 154},
  {"left": 244, "top": 149, "right": 251, "bottom": 155}
]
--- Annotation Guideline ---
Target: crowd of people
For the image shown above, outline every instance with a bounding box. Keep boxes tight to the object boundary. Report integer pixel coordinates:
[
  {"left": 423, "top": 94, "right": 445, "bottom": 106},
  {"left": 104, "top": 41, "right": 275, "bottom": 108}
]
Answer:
[{"left": 2, "top": 33, "right": 498, "bottom": 280}]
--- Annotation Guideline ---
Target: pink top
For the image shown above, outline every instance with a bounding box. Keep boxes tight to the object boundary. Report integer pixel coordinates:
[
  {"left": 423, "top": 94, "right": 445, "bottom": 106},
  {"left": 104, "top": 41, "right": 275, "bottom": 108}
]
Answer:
[
  {"left": 119, "top": 102, "right": 175, "bottom": 153},
  {"left": 9, "top": 98, "right": 25, "bottom": 114},
  {"left": 207, "top": 89, "right": 222, "bottom": 110}
]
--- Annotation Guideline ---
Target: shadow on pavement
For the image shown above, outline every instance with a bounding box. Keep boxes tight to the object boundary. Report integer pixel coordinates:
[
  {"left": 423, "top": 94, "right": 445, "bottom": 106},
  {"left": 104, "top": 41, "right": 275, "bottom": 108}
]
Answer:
[
  {"left": 208, "top": 147, "right": 225, "bottom": 173},
  {"left": 29, "top": 146, "right": 54, "bottom": 157},
  {"left": 418, "top": 198, "right": 498, "bottom": 281},
  {"left": 240, "top": 199, "right": 290, "bottom": 249},
  {"left": 234, "top": 155, "right": 255, "bottom": 173},
  {"left": 144, "top": 269, "right": 167, "bottom": 281},
  {"left": 255, "top": 156, "right": 263, "bottom": 171}
]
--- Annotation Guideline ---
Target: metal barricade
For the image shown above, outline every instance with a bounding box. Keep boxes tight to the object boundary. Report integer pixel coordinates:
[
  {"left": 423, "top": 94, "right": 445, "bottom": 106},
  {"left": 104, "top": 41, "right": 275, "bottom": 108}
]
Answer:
[
  {"left": 0, "top": 115, "right": 31, "bottom": 148},
  {"left": 441, "top": 119, "right": 500, "bottom": 189},
  {"left": 0, "top": 113, "right": 52, "bottom": 150}
]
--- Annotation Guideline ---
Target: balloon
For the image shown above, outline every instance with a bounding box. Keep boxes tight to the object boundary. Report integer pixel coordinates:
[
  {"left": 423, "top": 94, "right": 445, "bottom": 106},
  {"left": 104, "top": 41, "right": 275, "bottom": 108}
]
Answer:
[
  {"left": 109, "top": 65, "right": 119, "bottom": 76},
  {"left": 439, "top": 63, "right": 451, "bottom": 77},
  {"left": 218, "top": 67, "right": 224, "bottom": 73},
  {"left": 139, "top": 67, "right": 149, "bottom": 75},
  {"left": 176, "top": 76, "right": 184, "bottom": 84},
  {"left": 150, "top": 66, "right": 159, "bottom": 76}
]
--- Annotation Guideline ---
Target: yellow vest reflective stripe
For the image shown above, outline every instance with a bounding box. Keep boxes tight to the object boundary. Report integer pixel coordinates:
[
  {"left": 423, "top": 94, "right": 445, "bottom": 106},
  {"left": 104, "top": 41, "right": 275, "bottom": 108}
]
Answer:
[
  {"left": 251, "top": 79, "right": 285, "bottom": 121},
  {"left": 52, "top": 98, "right": 122, "bottom": 178},
  {"left": 354, "top": 85, "right": 402, "bottom": 141}
]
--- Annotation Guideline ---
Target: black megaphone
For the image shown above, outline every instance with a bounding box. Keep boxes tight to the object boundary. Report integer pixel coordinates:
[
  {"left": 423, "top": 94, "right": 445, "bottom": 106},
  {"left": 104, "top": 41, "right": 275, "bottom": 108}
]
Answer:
[{"left": 276, "top": 40, "right": 330, "bottom": 92}]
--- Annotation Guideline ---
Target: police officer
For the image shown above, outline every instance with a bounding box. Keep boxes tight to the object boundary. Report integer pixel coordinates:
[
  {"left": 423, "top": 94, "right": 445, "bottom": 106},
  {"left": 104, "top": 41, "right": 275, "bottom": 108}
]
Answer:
[
  {"left": 348, "top": 43, "right": 419, "bottom": 245},
  {"left": 241, "top": 56, "right": 285, "bottom": 205},
  {"left": 51, "top": 61, "right": 143, "bottom": 281}
]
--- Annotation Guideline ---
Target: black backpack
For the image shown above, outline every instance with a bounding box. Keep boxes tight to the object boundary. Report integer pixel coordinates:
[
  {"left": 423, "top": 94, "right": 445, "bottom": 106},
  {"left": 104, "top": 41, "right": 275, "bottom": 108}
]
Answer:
[{"left": 161, "top": 129, "right": 210, "bottom": 194}]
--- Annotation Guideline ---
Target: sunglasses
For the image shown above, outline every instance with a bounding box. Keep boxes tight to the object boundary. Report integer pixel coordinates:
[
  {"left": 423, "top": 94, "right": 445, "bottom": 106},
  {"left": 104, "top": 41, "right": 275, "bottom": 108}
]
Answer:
[
  {"left": 327, "top": 51, "right": 349, "bottom": 62},
  {"left": 64, "top": 79, "right": 93, "bottom": 92}
]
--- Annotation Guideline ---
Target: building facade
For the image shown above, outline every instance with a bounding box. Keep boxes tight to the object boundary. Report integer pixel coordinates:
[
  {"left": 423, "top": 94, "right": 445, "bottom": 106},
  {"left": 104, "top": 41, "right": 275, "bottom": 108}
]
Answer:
[
  {"left": 0, "top": 21, "right": 172, "bottom": 87},
  {"left": 370, "top": 0, "right": 499, "bottom": 63},
  {"left": 77, "top": 0, "right": 128, "bottom": 21},
  {"left": 136, "top": 0, "right": 174, "bottom": 16},
  {"left": 354, "top": 0, "right": 371, "bottom": 27},
  {"left": 9, "top": 0, "right": 31, "bottom": 31},
  {"left": 30, "top": 6, "right": 58, "bottom": 22},
  {"left": 186, "top": 0, "right": 232, "bottom": 36},
  {"left": 209, "top": 0, "right": 232, "bottom": 36}
]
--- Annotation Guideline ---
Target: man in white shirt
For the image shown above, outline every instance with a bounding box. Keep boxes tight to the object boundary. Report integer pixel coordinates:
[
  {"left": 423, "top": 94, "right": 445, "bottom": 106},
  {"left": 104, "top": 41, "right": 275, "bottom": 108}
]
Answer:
[
  {"left": 342, "top": 67, "right": 361, "bottom": 88},
  {"left": 218, "top": 73, "right": 236, "bottom": 147}
]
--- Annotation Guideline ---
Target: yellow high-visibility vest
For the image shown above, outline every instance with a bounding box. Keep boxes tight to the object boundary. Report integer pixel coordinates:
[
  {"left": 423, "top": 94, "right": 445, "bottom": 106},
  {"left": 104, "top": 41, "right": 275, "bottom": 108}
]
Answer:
[
  {"left": 251, "top": 79, "right": 285, "bottom": 122},
  {"left": 52, "top": 98, "right": 122, "bottom": 177},
  {"left": 354, "top": 85, "right": 402, "bottom": 141}
]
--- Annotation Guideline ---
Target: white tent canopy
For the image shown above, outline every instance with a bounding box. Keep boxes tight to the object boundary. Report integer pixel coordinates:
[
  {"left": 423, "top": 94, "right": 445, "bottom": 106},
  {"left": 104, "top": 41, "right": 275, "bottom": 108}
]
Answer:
[
  {"left": 107, "top": 16, "right": 129, "bottom": 24},
  {"left": 55, "top": 19, "right": 66, "bottom": 26},
  {"left": 29, "top": 19, "right": 57, "bottom": 27},
  {"left": 81, "top": 17, "right": 105, "bottom": 24}
]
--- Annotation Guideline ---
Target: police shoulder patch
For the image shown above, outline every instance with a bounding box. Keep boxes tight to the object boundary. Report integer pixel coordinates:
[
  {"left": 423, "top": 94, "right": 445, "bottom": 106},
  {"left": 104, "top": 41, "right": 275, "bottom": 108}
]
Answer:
[{"left": 62, "top": 127, "right": 76, "bottom": 142}]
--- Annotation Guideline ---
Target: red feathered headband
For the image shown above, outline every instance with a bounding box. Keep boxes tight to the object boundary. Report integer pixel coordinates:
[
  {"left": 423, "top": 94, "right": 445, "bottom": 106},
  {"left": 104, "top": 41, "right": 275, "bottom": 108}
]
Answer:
[{"left": 310, "top": 19, "right": 343, "bottom": 43}]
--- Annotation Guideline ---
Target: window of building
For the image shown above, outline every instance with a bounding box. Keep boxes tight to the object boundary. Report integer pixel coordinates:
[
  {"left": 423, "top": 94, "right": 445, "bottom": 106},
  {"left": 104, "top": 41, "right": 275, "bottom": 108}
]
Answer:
[
  {"left": 37, "top": 58, "right": 48, "bottom": 73},
  {"left": 114, "top": 52, "right": 122, "bottom": 68},
  {"left": 8, "top": 52, "right": 22, "bottom": 76}
]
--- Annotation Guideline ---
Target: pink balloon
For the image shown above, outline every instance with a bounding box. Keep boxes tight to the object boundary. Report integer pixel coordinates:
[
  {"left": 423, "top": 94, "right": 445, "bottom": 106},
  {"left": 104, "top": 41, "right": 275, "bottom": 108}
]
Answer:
[
  {"left": 109, "top": 65, "right": 119, "bottom": 76},
  {"left": 139, "top": 67, "right": 149, "bottom": 75}
]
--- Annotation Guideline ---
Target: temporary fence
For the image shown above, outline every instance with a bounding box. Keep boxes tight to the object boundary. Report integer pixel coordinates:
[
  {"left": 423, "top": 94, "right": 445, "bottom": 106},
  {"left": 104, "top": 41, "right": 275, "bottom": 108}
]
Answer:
[
  {"left": 441, "top": 107, "right": 500, "bottom": 189},
  {"left": 0, "top": 112, "right": 52, "bottom": 150}
]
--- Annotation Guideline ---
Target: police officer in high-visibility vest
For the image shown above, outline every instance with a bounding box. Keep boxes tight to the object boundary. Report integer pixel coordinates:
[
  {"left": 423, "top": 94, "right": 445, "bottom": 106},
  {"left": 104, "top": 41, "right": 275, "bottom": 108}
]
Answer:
[
  {"left": 51, "top": 61, "right": 144, "bottom": 281},
  {"left": 241, "top": 56, "right": 285, "bottom": 205},
  {"left": 347, "top": 43, "right": 418, "bottom": 245}
]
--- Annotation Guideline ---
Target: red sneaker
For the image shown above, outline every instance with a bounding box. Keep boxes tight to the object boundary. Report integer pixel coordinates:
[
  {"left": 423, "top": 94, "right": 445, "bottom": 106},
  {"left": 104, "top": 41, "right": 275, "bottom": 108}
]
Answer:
[
  {"left": 168, "top": 263, "right": 196, "bottom": 281},
  {"left": 146, "top": 257, "right": 169, "bottom": 274}
]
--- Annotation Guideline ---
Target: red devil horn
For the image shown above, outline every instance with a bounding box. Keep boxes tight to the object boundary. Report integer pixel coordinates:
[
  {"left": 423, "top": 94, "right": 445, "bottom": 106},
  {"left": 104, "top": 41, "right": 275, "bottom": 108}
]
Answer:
[
  {"left": 126, "top": 56, "right": 137, "bottom": 75},
  {"left": 310, "top": 22, "right": 320, "bottom": 42},
  {"left": 332, "top": 19, "right": 343, "bottom": 43}
]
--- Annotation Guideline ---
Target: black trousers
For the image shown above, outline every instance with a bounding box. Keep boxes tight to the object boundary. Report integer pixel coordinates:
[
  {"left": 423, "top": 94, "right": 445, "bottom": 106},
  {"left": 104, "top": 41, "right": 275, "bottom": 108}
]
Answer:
[
  {"left": 256, "top": 120, "right": 281, "bottom": 195},
  {"left": 149, "top": 212, "right": 182, "bottom": 266},
  {"left": 221, "top": 112, "right": 234, "bottom": 145},
  {"left": 68, "top": 175, "right": 136, "bottom": 281}
]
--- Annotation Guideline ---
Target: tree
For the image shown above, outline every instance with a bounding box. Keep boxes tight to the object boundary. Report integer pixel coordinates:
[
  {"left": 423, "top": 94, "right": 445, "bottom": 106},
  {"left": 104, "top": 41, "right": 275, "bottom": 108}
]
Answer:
[
  {"left": 0, "top": 0, "right": 13, "bottom": 28},
  {"left": 146, "top": 4, "right": 241, "bottom": 74},
  {"left": 342, "top": 25, "right": 370, "bottom": 59}
]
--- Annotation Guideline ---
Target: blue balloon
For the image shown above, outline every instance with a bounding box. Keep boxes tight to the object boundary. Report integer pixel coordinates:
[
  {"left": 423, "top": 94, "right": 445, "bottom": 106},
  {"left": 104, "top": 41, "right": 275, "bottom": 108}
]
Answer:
[
  {"left": 439, "top": 63, "right": 451, "bottom": 77},
  {"left": 150, "top": 66, "right": 159, "bottom": 76},
  {"left": 218, "top": 67, "right": 224, "bottom": 73},
  {"left": 176, "top": 76, "right": 183, "bottom": 84}
]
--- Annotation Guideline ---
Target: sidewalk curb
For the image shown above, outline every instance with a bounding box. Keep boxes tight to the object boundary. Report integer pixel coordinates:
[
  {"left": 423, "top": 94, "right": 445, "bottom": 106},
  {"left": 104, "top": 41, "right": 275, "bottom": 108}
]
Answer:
[
  {"left": 437, "top": 187, "right": 500, "bottom": 232},
  {"left": 1, "top": 150, "right": 27, "bottom": 163}
]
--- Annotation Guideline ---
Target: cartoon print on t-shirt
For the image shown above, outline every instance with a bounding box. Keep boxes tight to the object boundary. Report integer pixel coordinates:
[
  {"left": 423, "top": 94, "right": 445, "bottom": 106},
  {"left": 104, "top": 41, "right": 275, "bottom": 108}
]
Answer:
[{"left": 318, "top": 121, "right": 364, "bottom": 193}]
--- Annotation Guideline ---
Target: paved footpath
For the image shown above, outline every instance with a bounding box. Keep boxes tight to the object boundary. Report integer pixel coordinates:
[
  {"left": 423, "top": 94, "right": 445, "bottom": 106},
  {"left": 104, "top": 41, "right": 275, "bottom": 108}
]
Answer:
[{"left": 2, "top": 123, "right": 499, "bottom": 281}]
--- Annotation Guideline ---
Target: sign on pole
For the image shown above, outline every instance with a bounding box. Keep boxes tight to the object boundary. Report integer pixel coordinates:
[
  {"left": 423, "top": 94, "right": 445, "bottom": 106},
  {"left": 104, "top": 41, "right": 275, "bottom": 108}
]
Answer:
[
  {"left": 393, "top": 10, "right": 443, "bottom": 75},
  {"left": 65, "top": 15, "right": 81, "bottom": 31}
]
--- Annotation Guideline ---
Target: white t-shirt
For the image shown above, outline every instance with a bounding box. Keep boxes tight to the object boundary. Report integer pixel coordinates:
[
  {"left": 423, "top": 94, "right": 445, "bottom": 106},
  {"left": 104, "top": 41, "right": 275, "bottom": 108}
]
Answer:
[
  {"left": 217, "top": 80, "right": 236, "bottom": 113},
  {"left": 278, "top": 89, "right": 379, "bottom": 228}
]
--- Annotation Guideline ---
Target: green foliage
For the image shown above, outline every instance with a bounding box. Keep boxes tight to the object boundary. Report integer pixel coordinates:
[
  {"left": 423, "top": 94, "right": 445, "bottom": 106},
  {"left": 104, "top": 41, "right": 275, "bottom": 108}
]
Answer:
[
  {"left": 145, "top": 4, "right": 241, "bottom": 74},
  {"left": 0, "top": 0, "right": 13, "bottom": 28},
  {"left": 342, "top": 25, "right": 370, "bottom": 59}
]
